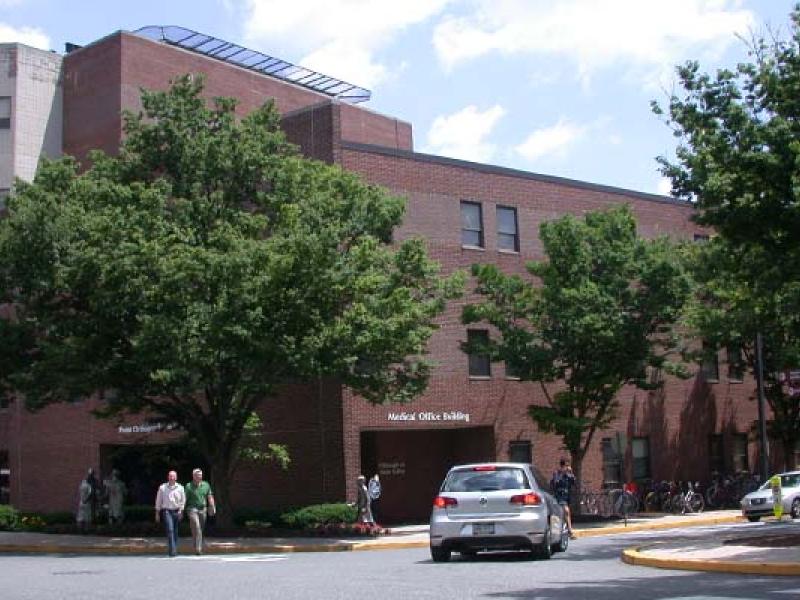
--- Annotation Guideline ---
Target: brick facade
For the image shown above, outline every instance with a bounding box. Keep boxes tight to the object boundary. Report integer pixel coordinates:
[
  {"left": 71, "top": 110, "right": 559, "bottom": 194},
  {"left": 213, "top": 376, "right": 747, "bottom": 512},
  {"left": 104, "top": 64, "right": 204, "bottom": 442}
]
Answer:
[{"left": 0, "top": 28, "right": 775, "bottom": 522}]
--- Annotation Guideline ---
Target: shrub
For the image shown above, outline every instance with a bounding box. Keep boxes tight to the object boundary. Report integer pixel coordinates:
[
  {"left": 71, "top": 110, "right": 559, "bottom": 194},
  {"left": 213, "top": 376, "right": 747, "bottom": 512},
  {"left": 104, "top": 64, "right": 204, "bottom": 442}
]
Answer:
[
  {"left": 311, "top": 522, "right": 387, "bottom": 537},
  {"left": 0, "top": 505, "right": 20, "bottom": 531},
  {"left": 233, "top": 507, "right": 283, "bottom": 527},
  {"left": 279, "top": 503, "right": 357, "bottom": 529}
]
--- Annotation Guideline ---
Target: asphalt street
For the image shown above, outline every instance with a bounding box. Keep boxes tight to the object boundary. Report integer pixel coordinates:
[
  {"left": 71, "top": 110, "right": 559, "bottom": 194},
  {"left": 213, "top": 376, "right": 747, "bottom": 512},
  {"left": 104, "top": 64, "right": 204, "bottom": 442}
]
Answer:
[{"left": 1, "top": 521, "right": 799, "bottom": 600}]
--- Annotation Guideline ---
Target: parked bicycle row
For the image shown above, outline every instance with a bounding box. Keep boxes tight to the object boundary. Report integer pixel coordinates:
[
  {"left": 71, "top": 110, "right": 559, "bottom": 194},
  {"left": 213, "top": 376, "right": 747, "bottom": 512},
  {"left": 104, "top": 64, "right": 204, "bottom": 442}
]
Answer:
[{"left": 577, "top": 472, "right": 762, "bottom": 517}]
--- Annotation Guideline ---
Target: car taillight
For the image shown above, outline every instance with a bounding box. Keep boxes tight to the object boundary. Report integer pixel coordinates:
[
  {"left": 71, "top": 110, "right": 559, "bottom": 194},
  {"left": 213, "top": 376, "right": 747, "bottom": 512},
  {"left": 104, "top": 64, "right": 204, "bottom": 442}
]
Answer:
[
  {"left": 433, "top": 496, "right": 458, "bottom": 508},
  {"left": 510, "top": 493, "right": 541, "bottom": 506},
  {"left": 473, "top": 466, "right": 496, "bottom": 471}
]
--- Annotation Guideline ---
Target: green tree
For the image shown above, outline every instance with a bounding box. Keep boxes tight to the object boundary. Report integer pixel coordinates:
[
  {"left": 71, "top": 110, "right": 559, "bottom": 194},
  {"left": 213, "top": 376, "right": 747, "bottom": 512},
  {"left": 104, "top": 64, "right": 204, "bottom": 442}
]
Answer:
[
  {"left": 0, "top": 76, "right": 462, "bottom": 524},
  {"left": 462, "top": 206, "right": 690, "bottom": 491},
  {"left": 653, "top": 5, "right": 800, "bottom": 469},
  {"left": 684, "top": 238, "right": 800, "bottom": 470}
]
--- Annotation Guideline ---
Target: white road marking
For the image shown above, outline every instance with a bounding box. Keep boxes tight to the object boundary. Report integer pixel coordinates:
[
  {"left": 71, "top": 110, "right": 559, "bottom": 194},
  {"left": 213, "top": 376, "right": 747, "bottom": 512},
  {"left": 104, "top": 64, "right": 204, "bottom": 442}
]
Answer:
[{"left": 148, "top": 554, "right": 288, "bottom": 562}]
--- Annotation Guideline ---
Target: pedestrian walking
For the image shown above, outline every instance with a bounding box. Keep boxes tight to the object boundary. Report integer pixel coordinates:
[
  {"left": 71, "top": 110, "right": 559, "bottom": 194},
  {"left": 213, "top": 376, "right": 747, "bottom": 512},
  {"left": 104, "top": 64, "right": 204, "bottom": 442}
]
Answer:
[
  {"left": 368, "top": 474, "right": 382, "bottom": 524},
  {"left": 155, "top": 470, "right": 186, "bottom": 557},
  {"left": 551, "top": 458, "right": 577, "bottom": 539},
  {"left": 356, "top": 475, "right": 374, "bottom": 524},
  {"left": 103, "top": 469, "right": 126, "bottom": 524},
  {"left": 185, "top": 468, "right": 216, "bottom": 555}
]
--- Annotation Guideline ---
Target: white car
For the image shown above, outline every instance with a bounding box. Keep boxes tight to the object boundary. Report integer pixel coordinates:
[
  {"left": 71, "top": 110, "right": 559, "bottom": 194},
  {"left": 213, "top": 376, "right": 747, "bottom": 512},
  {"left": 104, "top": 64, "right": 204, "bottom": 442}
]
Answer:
[
  {"left": 429, "top": 462, "right": 569, "bottom": 562},
  {"left": 740, "top": 471, "right": 800, "bottom": 521}
]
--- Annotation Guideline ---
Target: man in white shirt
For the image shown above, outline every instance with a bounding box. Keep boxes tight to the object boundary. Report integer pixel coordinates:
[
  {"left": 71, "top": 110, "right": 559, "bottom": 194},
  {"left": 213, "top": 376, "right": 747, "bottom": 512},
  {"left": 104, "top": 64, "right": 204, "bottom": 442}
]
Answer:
[{"left": 155, "top": 470, "right": 186, "bottom": 556}]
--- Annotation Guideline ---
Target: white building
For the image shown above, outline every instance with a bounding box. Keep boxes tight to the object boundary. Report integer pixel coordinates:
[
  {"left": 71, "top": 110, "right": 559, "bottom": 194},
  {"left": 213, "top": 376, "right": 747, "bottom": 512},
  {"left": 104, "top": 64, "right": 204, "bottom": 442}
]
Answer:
[{"left": 0, "top": 43, "right": 63, "bottom": 205}]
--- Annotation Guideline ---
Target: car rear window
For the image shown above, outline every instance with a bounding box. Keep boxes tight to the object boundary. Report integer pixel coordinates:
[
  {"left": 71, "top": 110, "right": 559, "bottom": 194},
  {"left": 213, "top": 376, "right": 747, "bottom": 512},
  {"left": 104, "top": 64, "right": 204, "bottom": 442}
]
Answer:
[{"left": 442, "top": 467, "right": 530, "bottom": 492}]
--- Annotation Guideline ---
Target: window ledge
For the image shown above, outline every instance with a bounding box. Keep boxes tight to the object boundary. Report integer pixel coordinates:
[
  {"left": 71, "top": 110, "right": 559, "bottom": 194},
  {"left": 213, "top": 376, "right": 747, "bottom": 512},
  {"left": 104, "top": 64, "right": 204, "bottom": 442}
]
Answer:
[
  {"left": 468, "top": 375, "right": 492, "bottom": 381},
  {"left": 462, "top": 245, "right": 486, "bottom": 252},
  {"left": 504, "top": 376, "right": 521, "bottom": 381},
  {"left": 728, "top": 379, "right": 744, "bottom": 384},
  {"left": 497, "top": 249, "right": 520, "bottom": 255}
]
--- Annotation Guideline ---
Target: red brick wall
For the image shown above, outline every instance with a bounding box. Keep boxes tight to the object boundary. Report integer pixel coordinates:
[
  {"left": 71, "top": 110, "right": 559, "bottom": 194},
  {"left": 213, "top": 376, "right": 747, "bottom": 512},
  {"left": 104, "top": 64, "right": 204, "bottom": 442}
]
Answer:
[
  {"left": 339, "top": 103, "right": 412, "bottom": 151},
  {"left": 280, "top": 102, "right": 338, "bottom": 164},
  {"left": 339, "top": 144, "right": 765, "bottom": 508}
]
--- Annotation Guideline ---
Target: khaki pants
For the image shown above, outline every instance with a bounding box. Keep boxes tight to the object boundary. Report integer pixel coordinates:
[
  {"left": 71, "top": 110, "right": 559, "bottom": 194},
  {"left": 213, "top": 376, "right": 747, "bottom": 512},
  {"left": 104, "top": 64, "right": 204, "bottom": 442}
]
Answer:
[{"left": 187, "top": 508, "right": 207, "bottom": 554}]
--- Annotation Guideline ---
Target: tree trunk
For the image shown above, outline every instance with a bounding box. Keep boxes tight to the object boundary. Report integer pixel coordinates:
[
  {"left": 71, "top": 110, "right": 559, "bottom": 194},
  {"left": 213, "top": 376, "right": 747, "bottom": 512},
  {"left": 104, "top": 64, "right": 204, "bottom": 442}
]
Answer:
[
  {"left": 570, "top": 451, "right": 584, "bottom": 515},
  {"left": 208, "top": 460, "right": 235, "bottom": 529}
]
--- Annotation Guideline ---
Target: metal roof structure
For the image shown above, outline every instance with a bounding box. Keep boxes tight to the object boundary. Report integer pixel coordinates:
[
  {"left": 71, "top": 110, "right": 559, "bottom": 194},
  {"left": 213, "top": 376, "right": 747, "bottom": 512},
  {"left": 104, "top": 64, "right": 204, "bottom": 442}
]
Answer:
[{"left": 133, "top": 25, "right": 371, "bottom": 104}]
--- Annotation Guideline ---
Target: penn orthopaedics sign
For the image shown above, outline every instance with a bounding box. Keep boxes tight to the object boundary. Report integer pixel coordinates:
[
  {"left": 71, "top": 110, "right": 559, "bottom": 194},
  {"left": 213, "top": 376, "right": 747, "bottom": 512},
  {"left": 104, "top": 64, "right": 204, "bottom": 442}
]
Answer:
[{"left": 386, "top": 411, "right": 470, "bottom": 423}]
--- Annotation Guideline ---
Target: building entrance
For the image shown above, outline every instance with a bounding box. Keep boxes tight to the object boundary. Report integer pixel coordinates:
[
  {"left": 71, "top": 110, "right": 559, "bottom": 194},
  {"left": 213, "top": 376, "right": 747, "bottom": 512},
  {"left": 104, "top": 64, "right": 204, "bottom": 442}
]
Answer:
[
  {"left": 360, "top": 426, "right": 495, "bottom": 523},
  {"left": 99, "top": 443, "right": 207, "bottom": 506}
]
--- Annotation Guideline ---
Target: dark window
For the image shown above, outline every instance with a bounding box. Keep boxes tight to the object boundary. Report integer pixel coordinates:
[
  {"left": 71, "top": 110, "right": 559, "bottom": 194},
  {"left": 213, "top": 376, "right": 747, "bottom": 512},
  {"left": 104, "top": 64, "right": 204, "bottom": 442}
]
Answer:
[
  {"left": 631, "top": 437, "right": 650, "bottom": 480},
  {"left": 726, "top": 346, "right": 744, "bottom": 382},
  {"left": 709, "top": 434, "right": 724, "bottom": 474},
  {"left": 509, "top": 440, "right": 532, "bottom": 464},
  {"left": 701, "top": 341, "right": 719, "bottom": 381},
  {"left": 505, "top": 359, "right": 521, "bottom": 379},
  {"left": 0, "top": 188, "right": 8, "bottom": 210},
  {"left": 461, "top": 201, "right": 484, "bottom": 248},
  {"left": 732, "top": 434, "right": 748, "bottom": 472},
  {"left": 0, "top": 97, "right": 9, "bottom": 129},
  {"left": 0, "top": 451, "right": 8, "bottom": 504},
  {"left": 601, "top": 437, "right": 622, "bottom": 488},
  {"left": 693, "top": 233, "right": 710, "bottom": 242},
  {"left": 467, "top": 329, "right": 491, "bottom": 377},
  {"left": 496, "top": 205, "right": 519, "bottom": 252}
]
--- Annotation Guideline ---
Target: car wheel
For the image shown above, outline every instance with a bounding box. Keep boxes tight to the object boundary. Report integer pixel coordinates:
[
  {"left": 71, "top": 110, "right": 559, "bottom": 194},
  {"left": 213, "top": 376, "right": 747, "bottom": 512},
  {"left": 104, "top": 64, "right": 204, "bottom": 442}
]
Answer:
[
  {"left": 535, "top": 522, "right": 552, "bottom": 560},
  {"left": 430, "top": 546, "right": 451, "bottom": 563},
  {"left": 552, "top": 521, "right": 569, "bottom": 553},
  {"left": 791, "top": 499, "right": 800, "bottom": 519},
  {"left": 746, "top": 515, "right": 761, "bottom": 522}
]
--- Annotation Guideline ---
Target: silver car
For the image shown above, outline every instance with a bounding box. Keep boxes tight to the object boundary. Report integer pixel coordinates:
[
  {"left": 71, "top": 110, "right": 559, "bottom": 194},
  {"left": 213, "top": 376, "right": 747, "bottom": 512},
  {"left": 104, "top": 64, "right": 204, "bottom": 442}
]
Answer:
[
  {"left": 740, "top": 471, "right": 800, "bottom": 521},
  {"left": 429, "top": 462, "right": 568, "bottom": 562}
]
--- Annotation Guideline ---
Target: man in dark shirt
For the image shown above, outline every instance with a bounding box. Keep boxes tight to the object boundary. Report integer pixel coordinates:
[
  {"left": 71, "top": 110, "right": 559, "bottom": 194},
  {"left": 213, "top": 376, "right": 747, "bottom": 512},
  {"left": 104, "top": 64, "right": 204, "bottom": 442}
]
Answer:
[{"left": 551, "top": 458, "right": 577, "bottom": 539}]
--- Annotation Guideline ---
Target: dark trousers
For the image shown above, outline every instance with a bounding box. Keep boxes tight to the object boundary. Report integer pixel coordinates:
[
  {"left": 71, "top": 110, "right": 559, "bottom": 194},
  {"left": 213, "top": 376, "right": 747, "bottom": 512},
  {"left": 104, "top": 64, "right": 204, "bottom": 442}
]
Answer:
[{"left": 162, "top": 509, "right": 180, "bottom": 556}]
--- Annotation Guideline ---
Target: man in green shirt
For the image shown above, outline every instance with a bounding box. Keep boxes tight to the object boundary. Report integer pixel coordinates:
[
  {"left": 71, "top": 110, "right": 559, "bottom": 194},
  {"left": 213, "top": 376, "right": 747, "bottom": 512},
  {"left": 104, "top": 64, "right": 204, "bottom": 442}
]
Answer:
[{"left": 185, "top": 468, "right": 216, "bottom": 555}]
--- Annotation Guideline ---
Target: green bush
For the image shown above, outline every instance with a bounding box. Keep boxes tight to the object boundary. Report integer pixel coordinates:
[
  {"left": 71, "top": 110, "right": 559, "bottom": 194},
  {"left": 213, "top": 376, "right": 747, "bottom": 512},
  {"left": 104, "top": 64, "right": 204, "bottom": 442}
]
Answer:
[
  {"left": 233, "top": 507, "right": 283, "bottom": 527},
  {"left": 0, "top": 505, "right": 20, "bottom": 531},
  {"left": 279, "top": 503, "right": 357, "bottom": 529}
]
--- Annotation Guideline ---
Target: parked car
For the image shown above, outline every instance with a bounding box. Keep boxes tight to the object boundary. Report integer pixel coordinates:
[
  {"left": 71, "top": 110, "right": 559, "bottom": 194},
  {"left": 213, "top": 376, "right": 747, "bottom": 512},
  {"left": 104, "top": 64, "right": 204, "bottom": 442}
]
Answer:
[
  {"left": 740, "top": 471, "right": 800, "bottom": 521},
  {"left": 429, "top": 462, "right": 569, "bottom": 562}
]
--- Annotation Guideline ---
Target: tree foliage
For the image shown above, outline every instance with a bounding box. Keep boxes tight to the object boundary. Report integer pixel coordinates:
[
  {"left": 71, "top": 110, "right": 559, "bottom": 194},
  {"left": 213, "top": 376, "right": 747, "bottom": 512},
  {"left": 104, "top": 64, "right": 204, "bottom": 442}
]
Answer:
[
  {"left": 0, "top": 76, "right": 461, "bottom": 521},
  {"left": 463, "top": 205, "right": 690, "bottom": 486},
  {"left": 654, "top": 5, "right": 800, "bottom": 469}
]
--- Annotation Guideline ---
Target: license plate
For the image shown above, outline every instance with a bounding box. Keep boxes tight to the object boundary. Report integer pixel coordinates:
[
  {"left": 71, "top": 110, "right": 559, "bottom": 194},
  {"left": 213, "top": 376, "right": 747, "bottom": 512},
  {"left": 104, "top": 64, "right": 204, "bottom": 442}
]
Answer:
[
  {"left": 473, "top": 522, "right": 495, "bottom": 535},
  {"left": 751, "top": 498, "right": 766, "bottom": 505}
]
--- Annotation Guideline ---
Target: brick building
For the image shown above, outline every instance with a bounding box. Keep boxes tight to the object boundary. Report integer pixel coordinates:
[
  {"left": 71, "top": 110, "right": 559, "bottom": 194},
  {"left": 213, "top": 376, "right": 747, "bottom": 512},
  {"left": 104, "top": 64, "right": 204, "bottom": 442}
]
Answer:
[{"left": 0, "top": 26, "right": 776, "bottom": 521}]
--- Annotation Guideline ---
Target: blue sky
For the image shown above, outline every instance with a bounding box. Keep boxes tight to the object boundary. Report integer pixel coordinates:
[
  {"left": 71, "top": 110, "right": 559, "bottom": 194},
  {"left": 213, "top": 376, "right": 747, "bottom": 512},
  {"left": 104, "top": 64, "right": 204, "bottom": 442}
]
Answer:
[{"left": 0, "top": 0, "right": 794, "bottom": 195}]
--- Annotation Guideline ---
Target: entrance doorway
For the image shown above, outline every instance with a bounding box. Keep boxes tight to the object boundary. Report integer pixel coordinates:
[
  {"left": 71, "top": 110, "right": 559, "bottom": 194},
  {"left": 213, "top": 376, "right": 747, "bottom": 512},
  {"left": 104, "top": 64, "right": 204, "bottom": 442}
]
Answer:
[
  {"left": 99, "top": 443, "right": 206, "bottom": 506},
  {"left": 360, "top": 426, "right": 495, "bottom": 523}
]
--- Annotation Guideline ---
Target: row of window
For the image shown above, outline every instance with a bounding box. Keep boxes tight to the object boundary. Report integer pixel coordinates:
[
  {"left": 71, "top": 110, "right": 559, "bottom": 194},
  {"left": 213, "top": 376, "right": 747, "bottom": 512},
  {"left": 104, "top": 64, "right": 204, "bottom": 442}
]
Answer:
[
  {"left": 461, "top": 201, "right": 519, "bottom": 252},
  {"left": 701, "top": 343, "right": 745, "bottom": 382}
]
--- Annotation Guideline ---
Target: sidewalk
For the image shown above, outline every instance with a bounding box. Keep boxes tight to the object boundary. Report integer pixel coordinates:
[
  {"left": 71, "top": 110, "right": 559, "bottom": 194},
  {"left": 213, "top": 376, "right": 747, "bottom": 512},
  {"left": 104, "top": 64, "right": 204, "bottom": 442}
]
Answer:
[{"left": 2, "top": 510, "right": 799, "bottom": 576}]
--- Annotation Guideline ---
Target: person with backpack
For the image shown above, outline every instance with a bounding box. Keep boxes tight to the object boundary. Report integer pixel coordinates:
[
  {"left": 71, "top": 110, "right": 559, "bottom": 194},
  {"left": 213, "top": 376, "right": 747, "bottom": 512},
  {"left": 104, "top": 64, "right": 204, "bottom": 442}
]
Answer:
[
  {"left": 368, "top": 474, "right": 382, "bottom": 524},
  {"left": 551, "top": 458, "right": 577, "bottom": 539}
]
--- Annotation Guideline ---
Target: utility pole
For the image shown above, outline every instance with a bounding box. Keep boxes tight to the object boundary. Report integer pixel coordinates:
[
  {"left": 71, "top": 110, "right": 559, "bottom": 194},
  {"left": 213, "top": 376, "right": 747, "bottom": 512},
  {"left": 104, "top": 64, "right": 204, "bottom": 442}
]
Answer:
[{"left": 754, "top": 332, "right": 770, "bottom": 481}]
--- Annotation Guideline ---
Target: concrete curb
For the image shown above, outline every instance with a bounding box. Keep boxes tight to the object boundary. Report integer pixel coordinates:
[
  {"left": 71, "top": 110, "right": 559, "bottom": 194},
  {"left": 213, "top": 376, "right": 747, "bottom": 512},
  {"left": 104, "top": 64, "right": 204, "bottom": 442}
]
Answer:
[
  {"left": 0, "top": 513, "right": 745, "bottom": 555},
  {"left": 622, "top": 545, "right": 800, "bottom": 576},
  {"left": 574, "top": 513, "right": 745, "bottom": 538}
]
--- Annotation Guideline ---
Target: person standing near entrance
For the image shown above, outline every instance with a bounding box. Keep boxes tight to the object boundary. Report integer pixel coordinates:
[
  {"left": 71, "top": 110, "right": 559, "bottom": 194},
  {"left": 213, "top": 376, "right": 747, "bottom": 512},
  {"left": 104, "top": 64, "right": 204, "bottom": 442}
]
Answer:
[
  {"left": 185, "top": 468, "right": 216, "bottom": 555},
  {"left": 551, "top": 458, "right": 577, "bottom": 539},
  {"left": 368, "top": 474, "right": 382, "bottom": 524},
  {"left": 155, "top": 470, "right": 186, "bottom": 557},
  {"left": 103, "top": 469, "right": 126, "bottom": 524}
]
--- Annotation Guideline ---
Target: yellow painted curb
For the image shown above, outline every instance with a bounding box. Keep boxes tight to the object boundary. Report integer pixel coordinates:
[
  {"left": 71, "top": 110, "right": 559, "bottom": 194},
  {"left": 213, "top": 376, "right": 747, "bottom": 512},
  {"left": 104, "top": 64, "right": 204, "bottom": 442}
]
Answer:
[
  {"left": 622, "top": 546, "right": 800, "bottom": 576},
  {"left": 574, "top": 514, "right": 744, "bottom": 539}
]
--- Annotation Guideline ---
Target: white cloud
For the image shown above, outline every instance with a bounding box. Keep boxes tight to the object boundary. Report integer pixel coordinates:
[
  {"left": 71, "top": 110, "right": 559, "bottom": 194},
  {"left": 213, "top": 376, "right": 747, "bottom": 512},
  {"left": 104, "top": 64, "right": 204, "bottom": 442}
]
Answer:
[
  {"left": 0, "top": 23, "right": 49, "bottom": 50},
  {"left": 240, "top": 0, "right": 453, "bottom": 89},
  {"left": 425, "top": 104, "right": 506, "bottom": 163},
  {"left": 433, "top": 0, "right": 754, "bottom": 87},
  {"left": 515, "top": 118, "right": 586, "bottom": 162}
]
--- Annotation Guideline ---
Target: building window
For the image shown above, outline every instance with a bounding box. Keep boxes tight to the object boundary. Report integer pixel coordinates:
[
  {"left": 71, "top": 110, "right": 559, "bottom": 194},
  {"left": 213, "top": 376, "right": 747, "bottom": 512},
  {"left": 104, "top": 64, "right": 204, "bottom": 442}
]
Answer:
[
  {"left": 794, "top": 440, "right": 800, "bottom": 471},
  {"left": 496, "top": 205, "right": 519, "bottom": 252},
  {"left": 467, "top": 329, "right": 491, "bottom": 377},
  {"left": 509, "top": 440, "right": 532, "bottom": 464},
  {"left": 732, "top": 434, "right": 749, "bottom": 472},
  {"left": 693, "top": 233, "right": 710, "bottom": 243},
  {"left": 0, "top": 451, "right": 9, "bottom": 505},
  {"left": 601, "top": 437, "right": 622, "bottom": 487},
  {"left": 631, "top": 437, "right": 650, "bottom": 480},
  {"left": 709, "top": 434, "right": 724, "bottom": 474},
  {"left": 461, "top": 201, "right": 484, "bottom": 248},
  {"left": 0, "top": 97, "right": 10, "bottom": 129},
  {"left": 726, "top": 346, "right": 745, "bottom": 382},
  {"left": 701, "top": 341, "right": 719, "bottom": 381}
]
